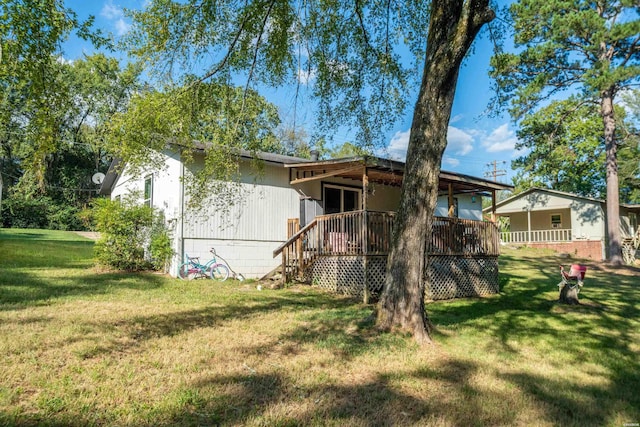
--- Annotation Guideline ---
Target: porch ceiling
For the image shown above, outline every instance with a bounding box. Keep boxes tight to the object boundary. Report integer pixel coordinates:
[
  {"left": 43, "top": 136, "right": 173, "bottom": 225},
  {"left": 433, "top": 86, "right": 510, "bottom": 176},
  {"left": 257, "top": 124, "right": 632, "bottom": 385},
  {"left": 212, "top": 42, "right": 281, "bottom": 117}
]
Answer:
[{"left": 285, "top": 156, "right": 512, "bottom": 194}]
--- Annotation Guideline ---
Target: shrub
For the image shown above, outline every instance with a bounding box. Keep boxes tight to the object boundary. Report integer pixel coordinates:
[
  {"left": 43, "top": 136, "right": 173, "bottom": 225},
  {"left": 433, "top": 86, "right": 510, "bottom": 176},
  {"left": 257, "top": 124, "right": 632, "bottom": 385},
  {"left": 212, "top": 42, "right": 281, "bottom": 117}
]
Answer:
[
  {"left": 149, "top": 213, "right": 173, "bottom": 272},
  {"left": 89, "top": 197, "right": 173, "bottom": 271},
  {"left": 1, "top": 194, "right": 51, "bottom": 229},
  {"left": 1, "top": 193, "right": 86, "bottom": 230}
]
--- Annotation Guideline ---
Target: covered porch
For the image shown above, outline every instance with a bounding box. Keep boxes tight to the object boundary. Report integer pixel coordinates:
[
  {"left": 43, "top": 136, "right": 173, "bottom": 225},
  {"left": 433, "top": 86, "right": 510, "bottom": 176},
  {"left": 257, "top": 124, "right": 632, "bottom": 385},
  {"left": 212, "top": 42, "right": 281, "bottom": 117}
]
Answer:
[
  {"left": 499, "top": 206, "right": 574, "bottom": 244},
  {"left": 488, "top": 188, "right": 610, "bottom": 261},
  {"left": 273, "top": 156, "right": 512, "bottom": 301}
]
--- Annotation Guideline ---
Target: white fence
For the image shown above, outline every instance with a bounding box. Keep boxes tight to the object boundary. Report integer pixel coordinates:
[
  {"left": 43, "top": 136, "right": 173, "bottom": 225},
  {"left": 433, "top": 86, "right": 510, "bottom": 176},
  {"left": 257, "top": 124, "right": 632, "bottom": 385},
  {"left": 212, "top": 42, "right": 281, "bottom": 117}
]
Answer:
[{"left": 500, "top": 229, "right": 572, "bottom": 244}]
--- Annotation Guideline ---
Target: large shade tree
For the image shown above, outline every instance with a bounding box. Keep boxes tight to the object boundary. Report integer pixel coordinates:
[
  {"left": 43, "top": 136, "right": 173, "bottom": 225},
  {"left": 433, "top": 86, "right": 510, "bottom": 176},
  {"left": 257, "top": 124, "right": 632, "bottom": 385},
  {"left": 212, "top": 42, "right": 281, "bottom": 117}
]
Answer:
[
  {"left": 511, "top": 98, "right": 640, "bottom": 202},
  {"left": 490, "top": 0, "right": 640, "bottom": 264},
  {"left": 0, "top": 0, "right": 109, "bottom": 188},
  {"left": 125, "top": 0, "right": 495, "bottom": 343},
  {"left": 1, "top": 52, "right": 142, "bottom": 229}
]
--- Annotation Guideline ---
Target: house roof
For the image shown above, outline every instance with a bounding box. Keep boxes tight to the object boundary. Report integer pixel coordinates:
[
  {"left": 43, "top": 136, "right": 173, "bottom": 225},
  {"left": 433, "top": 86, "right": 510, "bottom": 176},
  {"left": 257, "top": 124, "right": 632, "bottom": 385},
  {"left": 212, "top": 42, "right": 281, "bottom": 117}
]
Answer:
[
  {"left": 237, "top": 149, "right": 309, "bottom": 165},
  {"left": 285, "top": 155, "right": 513, "bottom": 195},
  {"left": 100, "top": 149, "right": 513, "bottom": 196},
  {"left": 484, "top": 187, "right": 640, "bottom": 213},
  {"left": 99, "top": 158, "right": 121, "bottom": 195},
  {"left": 98, "top": 149, "right": 308, "bottom": 195}
]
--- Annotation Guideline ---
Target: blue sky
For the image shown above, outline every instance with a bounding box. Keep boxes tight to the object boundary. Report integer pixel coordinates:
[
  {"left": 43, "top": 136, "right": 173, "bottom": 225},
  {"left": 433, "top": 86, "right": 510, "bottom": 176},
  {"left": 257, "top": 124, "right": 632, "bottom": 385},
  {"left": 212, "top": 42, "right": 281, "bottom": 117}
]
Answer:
[{"left": 62, "top": 0, "right": 519, "bottom": 184}]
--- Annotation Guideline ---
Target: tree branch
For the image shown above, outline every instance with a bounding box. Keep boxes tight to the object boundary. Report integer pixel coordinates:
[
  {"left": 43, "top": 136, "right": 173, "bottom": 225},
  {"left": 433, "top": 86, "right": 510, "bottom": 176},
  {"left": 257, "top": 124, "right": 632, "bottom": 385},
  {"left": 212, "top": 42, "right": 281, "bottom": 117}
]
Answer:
[{"left": 196, "top": 13, "right": 249, "bottom": 85}]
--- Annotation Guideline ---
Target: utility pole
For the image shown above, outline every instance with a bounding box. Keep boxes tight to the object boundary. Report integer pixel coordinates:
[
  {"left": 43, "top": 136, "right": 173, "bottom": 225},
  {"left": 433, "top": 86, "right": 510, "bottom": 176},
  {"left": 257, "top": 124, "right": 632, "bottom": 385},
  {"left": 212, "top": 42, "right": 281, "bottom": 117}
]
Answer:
[{"left": 484, "top": 160, "right": 507, "bottom": 182}]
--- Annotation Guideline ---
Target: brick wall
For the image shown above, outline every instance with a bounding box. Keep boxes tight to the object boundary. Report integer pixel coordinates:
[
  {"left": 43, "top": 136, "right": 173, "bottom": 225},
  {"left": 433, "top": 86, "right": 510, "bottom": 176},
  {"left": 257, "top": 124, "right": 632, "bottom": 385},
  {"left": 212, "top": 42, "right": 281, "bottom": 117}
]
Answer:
[{"left": 528, "top": 240, "right": 603, "bottom": 261}]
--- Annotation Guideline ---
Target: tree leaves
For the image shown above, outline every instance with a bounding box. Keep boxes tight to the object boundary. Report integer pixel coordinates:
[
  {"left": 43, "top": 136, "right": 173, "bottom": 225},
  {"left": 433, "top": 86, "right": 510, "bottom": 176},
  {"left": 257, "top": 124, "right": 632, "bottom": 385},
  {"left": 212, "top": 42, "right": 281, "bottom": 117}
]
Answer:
[
  {"left": 124, "top": 0, "right": 432, "bottom": 147},
  {"left": 491, "top": 0, "right": 639, "bottom": 120}
]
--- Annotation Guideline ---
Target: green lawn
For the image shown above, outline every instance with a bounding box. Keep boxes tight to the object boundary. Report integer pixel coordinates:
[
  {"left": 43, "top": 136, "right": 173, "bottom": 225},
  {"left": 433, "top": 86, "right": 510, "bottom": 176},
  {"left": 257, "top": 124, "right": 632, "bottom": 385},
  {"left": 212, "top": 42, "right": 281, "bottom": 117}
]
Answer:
[{"left": 1, "top": 228, "right": 638, "bottom": 426}]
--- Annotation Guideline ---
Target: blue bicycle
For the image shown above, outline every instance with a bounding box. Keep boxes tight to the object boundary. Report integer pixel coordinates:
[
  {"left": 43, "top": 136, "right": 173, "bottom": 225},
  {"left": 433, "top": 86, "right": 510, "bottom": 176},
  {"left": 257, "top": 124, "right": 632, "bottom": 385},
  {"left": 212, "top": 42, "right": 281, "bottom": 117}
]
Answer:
[{"left": 178, "top": 248, "right": 229, "bottom": 281}]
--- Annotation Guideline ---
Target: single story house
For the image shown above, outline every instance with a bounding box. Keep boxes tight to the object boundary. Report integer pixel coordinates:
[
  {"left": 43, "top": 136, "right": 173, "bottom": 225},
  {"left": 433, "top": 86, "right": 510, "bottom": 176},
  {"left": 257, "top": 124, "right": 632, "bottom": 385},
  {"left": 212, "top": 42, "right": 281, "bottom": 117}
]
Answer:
[
  {"left": 486, "top": 187, "right": 640, "bottom": 261},
  {"left": 100, "top": 147, "right": 512, "bottom": 300}
]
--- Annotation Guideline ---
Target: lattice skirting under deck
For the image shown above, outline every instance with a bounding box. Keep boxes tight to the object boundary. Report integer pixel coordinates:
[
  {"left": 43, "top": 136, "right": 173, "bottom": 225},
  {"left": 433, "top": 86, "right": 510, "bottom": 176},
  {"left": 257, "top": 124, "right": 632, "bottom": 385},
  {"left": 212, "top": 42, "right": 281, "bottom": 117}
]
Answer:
[
  {"left": 424, "top": 256, "right": 499, "bottom": 300},
  {"left": 308, "top": 255, "right": 499, "bottom": 301}
]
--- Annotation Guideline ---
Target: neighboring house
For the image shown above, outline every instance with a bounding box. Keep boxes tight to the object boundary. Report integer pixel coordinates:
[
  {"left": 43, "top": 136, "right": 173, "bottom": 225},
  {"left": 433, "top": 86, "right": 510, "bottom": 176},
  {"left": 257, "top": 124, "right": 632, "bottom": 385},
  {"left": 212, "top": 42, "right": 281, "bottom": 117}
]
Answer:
[
  {"left": 486, "top": 187, "right": 640, "bottom": 261},
  {"left": 101, "top": 147, "right": 512, "bottom": 300}
]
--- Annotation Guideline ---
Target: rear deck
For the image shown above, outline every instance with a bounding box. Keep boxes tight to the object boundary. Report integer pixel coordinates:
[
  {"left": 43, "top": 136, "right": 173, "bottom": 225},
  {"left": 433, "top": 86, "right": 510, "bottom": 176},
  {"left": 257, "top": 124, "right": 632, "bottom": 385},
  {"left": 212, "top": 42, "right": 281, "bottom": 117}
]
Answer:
[{"left": 274, "top": 210, "right": 501, "bottom": 301}]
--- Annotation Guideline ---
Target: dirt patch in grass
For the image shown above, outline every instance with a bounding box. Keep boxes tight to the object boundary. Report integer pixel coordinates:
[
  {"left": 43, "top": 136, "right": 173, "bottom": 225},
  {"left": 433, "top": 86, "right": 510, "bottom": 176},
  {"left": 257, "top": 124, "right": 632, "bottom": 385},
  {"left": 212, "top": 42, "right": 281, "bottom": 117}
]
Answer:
[{"left": 74, "top": 231, "right": 101, "bottom": 240}]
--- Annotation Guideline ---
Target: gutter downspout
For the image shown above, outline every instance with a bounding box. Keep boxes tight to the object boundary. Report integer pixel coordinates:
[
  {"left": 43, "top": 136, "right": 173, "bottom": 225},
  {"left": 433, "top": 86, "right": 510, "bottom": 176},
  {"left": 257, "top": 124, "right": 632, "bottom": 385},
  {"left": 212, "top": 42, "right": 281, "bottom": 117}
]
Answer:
[{"left": 178, "top": 155, "right": 185, "bottom": 277}]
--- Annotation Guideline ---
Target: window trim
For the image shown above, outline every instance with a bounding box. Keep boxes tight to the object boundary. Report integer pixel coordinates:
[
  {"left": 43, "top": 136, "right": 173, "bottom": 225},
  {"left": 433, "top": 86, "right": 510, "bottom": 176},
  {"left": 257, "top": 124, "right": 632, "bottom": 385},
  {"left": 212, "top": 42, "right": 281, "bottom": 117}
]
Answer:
[
  {"left": 144, "top": 174, "right": 153, "bottom": 208},
  {"left": 322, "top": 182, "right": 362, "bottom": 214}
]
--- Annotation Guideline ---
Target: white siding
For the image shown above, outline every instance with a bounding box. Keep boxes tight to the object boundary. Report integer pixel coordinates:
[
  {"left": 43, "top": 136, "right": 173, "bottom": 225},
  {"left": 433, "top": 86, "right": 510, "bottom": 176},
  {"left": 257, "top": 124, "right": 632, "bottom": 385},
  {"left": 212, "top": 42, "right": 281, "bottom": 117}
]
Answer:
[
  {"left": 495, "top": 190, "right": 606, "bottom": 240},
  {"left": 183, "top": 239, "right": 281, "bottom": 278},
  {"left": 180, "top": 158, "right": 300, "bottom": 278},
  {"left": 110, "top": 149, "right": 182, "bottom": 221},
  {"left": 496, "top": 192, "right": 577, "bottom": 214},
  {"left": 570, "top": 199, "right": 605, "bottom": 240},
  {"left": 435, "top": 194, "right": 482, "bottom": 220},
  {"left": 182, "top": 161, "right": 299, "bottom": 241}
]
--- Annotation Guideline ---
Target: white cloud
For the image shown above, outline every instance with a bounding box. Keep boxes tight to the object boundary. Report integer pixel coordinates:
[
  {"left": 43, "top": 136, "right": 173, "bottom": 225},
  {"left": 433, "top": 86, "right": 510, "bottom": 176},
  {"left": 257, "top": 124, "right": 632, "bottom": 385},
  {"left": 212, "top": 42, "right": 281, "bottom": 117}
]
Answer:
[
  {"left": 101, "top": 1, "right": 131, "bottom": 36},
  {"left": 101, "top": 1, "right": 122, "bottom": 19},
  {"left": 386, "top": 129, "right": 410, "bottom": 161},
  {"left": 297, "top": 68, "right": 316, "bottom": 85},
  {"left": 450, "top": 114, "right": 463, "bottom": 124},
  {"left": 114, "top": 18, "right": 131, "bottom": 36},
  {"left": 480, "top": 123, "right": 518, "bottom": 153},
  {"left": 385, "top": 125, "right": 475, "bottom": 162},
  {"left": 443, "top": 156, "right": 460, "bottom": 167},
  {"left": 446, "top": 126, "right": 474, "bottom": 155}
]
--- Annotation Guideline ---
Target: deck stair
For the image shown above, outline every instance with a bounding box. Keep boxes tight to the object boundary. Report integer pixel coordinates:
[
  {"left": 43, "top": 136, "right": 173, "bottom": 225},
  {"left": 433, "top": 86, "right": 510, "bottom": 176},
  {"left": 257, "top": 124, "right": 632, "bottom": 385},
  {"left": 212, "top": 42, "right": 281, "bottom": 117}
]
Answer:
[{"left": 272, "top": 218, "right": 319, "bottom": 283}]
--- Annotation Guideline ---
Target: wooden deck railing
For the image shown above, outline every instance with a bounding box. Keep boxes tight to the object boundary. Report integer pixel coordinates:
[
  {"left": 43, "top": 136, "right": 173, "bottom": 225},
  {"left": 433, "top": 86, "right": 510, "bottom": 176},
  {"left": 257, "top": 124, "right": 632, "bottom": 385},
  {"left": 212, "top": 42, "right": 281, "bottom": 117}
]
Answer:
[
  {"left": 315, "top": 210, "right": 396, "bottom": 255},
  {"left": 274, "top": 210, "right": 499, "bottom": 282},
  {"left": 429, "top": 217, "right": 500, "bottom": 256}
]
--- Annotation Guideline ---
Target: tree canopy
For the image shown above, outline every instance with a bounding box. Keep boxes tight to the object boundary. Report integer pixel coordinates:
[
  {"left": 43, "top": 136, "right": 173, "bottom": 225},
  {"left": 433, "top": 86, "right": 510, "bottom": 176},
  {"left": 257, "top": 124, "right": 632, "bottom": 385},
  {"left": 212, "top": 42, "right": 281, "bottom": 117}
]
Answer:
[
  {"left": 512, "top": 97, "right": 640, "bottom": 202},
  {"left": 124, "top": 0, "right": 433, "bottom": 146},
  {"left": 0, "top": 50, "right": 141, "bottom": 228},
  {"left": 0, "top": 0, "right": 110, "bottom": 187},
  {"left": 490, "top": 0, "right": 640, "bottom": 263}
]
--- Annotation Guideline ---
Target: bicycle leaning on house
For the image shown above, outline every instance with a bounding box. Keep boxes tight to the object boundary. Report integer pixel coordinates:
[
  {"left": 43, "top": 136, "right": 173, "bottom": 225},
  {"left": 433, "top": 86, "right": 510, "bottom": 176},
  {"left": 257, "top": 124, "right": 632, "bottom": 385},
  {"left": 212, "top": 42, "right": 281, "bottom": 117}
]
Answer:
[{"left": 178, "top": 248, "right": 229, "bottom": 281}]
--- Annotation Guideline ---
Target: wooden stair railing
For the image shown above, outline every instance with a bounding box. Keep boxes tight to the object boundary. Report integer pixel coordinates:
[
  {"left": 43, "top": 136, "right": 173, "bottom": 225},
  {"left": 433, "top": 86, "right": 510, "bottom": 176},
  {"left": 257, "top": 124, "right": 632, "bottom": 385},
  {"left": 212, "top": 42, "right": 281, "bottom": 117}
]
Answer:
[{"left": 273, "top": 218, "right": 319, "bottom": 283}]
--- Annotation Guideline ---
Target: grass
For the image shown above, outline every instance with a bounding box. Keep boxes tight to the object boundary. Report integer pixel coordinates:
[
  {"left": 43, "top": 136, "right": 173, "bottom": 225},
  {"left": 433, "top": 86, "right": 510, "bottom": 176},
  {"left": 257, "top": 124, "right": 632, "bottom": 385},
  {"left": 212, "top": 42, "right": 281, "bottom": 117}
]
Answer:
[{"left": 0, "top": 228, "right": 639, "bottom": 426}]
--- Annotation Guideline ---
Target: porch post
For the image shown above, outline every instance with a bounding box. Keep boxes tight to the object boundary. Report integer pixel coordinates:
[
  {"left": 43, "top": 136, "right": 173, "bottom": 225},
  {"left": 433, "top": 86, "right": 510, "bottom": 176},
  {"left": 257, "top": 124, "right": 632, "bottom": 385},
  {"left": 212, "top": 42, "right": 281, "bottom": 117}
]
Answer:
[
  {"left": 527, "top": 208, "right": 532, "bottom": 244},
  {"left": 448, "top": 183, "right": 455, "bottom": 217},
  {"left": 362, "top": 167, "right": 370, "bottom": 304},
  {"left": 491, "top": 190, "right": 497, "bottom": 222}
]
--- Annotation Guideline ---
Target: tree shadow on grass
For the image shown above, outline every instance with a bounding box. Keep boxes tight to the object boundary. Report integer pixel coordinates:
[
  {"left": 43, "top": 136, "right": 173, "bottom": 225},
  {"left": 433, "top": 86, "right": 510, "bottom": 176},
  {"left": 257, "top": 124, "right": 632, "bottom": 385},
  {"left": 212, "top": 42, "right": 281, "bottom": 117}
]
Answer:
[
  {"left": 501, "top": 360, "right": 640, "bottom": 427},
  {"left": 62, "top": 292, "right": 362, "bottom": 358},
  {"left": 163, "top": 358, "right": 522, "bottom": 427},
  {"left": 0, "top": 270, "right": 168, "bottom": 310},
  {"left": 430, "top": 251, "right": 639, "bottom": 349},
  {"left": 427, "top": 251, "right": 640, "bottom": 425}
]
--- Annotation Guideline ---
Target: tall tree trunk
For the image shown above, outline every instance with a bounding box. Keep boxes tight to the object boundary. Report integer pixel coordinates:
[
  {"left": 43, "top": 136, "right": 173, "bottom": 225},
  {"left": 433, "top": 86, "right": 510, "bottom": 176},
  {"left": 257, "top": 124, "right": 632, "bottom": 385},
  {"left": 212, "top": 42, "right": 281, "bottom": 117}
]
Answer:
[
  {"left": 376, "top": 0, "right": 494, "bottom": 344},
  {"left": 601, "top": 89, "right": 622, "bottom": 265}
]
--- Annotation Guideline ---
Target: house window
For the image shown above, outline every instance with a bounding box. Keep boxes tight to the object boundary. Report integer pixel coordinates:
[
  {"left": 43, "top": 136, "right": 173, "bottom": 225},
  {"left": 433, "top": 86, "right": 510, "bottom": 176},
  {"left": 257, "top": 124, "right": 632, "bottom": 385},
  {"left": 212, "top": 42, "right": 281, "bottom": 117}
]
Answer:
[
  {"left": 323, "top": 184, "right": 361, "bottom": 214},
  {"left": 631, "top": 213, "right": 637, "bottom": 235},
  {"left": 144, "top": 175, "right": 153, "bottom": 207},
  {"left": 551, "top": 214, "right": 562, "bottom": 229}
]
